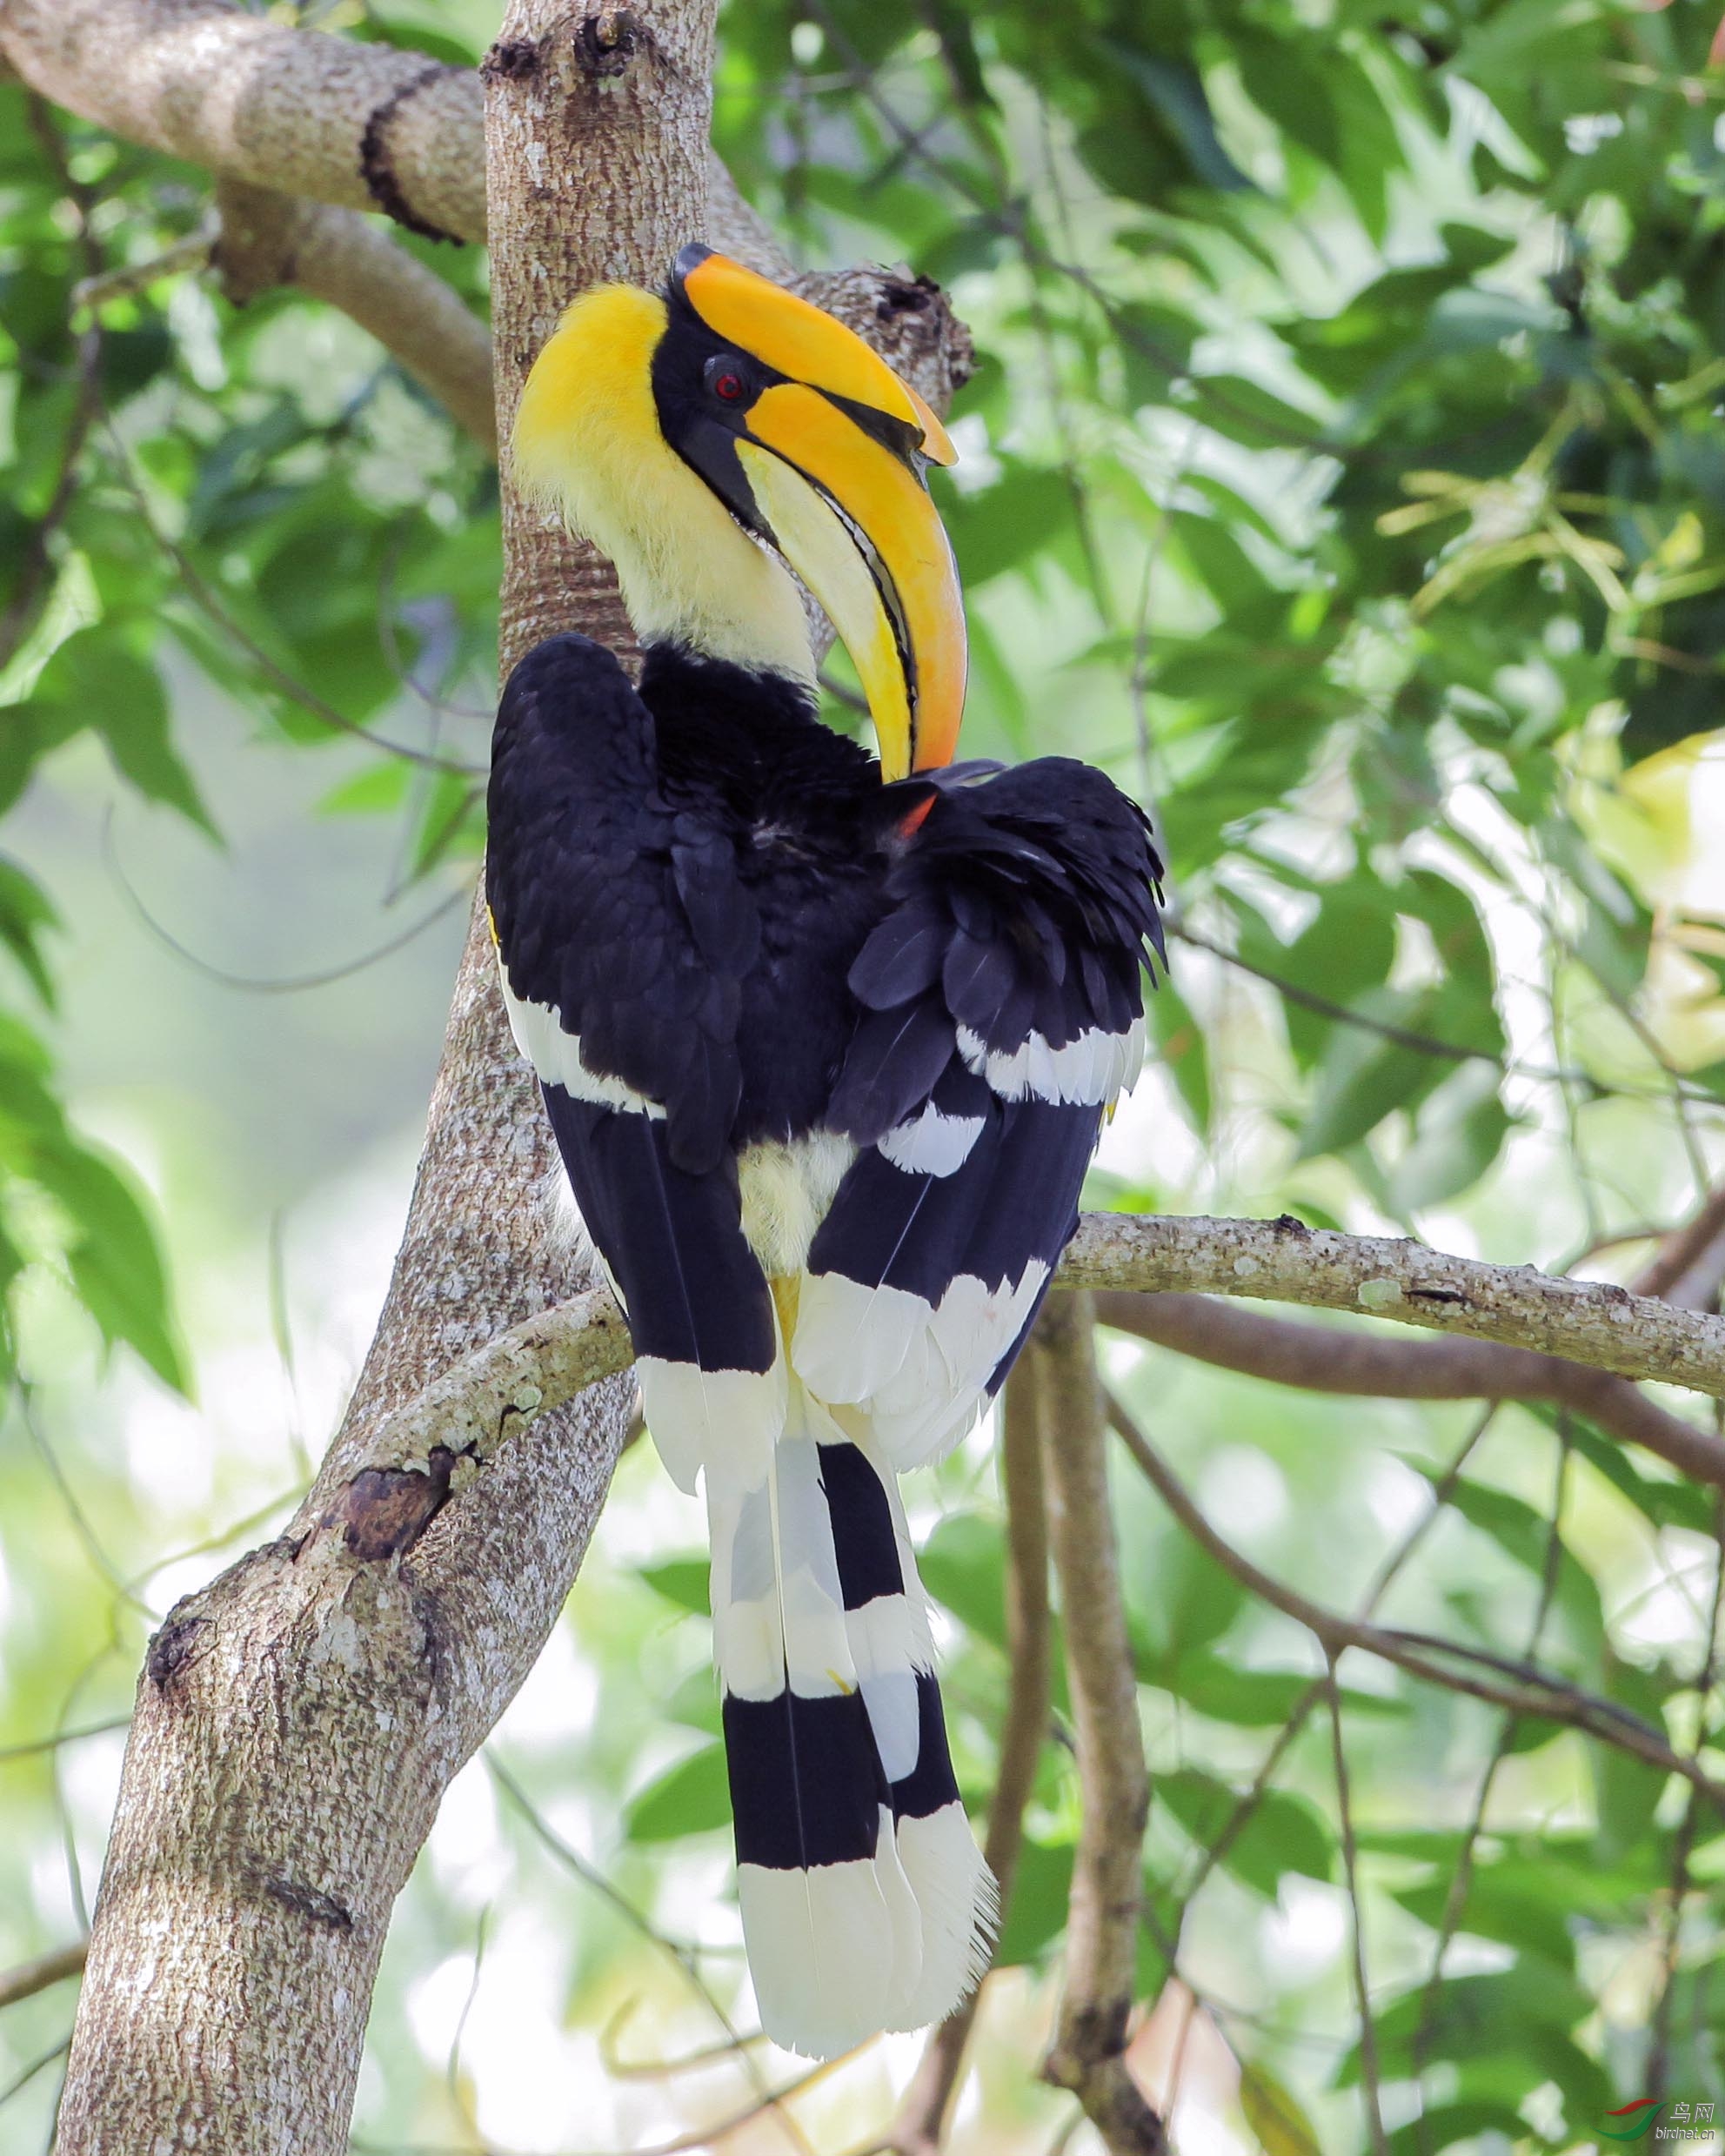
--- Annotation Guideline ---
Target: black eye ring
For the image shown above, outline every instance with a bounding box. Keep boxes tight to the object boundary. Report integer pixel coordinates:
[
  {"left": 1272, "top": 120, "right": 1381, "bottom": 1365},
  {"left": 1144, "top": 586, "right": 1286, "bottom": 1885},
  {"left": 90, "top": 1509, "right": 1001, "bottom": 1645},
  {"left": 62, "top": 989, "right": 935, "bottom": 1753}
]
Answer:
[{"left": 705, "top": 356, "right": 750, "bottom": 405}]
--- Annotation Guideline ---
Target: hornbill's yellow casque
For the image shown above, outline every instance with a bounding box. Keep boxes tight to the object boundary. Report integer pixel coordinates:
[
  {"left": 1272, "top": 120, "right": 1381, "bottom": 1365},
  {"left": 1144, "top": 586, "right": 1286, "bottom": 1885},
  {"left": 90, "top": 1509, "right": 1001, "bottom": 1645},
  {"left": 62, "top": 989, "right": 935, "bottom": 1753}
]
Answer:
[{"left": 488, "top": 246, "right": 1164, "bottom": 2059}]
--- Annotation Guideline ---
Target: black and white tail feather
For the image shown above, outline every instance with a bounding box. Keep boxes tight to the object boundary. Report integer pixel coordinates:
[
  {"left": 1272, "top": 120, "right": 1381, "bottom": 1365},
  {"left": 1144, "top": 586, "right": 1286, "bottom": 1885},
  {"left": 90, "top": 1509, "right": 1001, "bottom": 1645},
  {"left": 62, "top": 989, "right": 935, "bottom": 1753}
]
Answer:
[
  {"left": 487, "top": 636, "right": 1163, "bottom": 2059},
  {"left": 705, "top": 1344, "right": 996, "bottom": 2054}
]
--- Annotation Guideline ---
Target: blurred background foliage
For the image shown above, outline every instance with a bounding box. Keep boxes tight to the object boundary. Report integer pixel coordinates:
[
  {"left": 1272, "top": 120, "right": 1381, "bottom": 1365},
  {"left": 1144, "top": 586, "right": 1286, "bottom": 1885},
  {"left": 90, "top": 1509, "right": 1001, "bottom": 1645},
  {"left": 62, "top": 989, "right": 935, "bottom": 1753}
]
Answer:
[{"left": 4, "top": 0, "right": 1725, "bottom": 2149}]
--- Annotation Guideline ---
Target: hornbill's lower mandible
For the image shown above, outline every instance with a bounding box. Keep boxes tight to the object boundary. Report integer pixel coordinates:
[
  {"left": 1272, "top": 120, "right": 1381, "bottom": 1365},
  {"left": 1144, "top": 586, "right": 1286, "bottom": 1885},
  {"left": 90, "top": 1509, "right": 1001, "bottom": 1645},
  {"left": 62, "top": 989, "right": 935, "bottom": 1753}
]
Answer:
[{"left": 487, "top": 246, "right": 1164, "bottom": 2060}]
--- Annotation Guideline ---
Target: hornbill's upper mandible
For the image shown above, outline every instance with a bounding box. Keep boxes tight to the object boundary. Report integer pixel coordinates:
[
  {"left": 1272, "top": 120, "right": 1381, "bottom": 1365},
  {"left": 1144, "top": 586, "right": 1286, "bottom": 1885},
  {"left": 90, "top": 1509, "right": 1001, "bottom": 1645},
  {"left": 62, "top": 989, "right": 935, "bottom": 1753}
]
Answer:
[{"left": 488, "top": 245, "right": 1165, "bottom": 2060}]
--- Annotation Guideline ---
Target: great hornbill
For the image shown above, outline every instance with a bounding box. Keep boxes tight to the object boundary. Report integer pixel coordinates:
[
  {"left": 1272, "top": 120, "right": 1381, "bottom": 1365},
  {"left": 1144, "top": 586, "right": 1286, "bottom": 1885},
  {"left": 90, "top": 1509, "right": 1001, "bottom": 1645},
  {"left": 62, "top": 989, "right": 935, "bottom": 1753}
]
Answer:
[{"left": 487, "top": 245, "right": 1163, "bottom": 2059}]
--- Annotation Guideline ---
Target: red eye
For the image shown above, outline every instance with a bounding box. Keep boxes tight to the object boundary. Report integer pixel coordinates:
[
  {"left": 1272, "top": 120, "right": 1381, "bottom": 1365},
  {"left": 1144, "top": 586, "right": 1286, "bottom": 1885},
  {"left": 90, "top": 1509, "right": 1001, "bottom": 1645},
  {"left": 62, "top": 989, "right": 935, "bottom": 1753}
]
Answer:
[{"left": 712, "top": 371, "right": 745, "bottom": 403}]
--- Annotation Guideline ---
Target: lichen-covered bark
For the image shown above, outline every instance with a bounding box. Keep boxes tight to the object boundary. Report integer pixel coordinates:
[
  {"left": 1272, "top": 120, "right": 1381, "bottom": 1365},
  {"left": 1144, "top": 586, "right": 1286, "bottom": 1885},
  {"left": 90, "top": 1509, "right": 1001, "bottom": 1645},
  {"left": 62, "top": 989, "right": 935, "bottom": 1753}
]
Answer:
[
  {"left": 52, "top": 2, "right": 710, "bottom": 2145},
  {"left": 1062, "top": 1209, "right": 1725, "bottom": 1401}
]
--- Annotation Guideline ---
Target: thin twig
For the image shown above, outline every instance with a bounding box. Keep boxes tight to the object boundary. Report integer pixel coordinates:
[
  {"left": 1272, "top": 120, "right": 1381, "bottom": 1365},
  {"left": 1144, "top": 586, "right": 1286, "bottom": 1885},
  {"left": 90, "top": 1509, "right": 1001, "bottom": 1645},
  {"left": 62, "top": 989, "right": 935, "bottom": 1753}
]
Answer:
[
  {"left": 1412, "top": 1430, "right": 1571, "bottom": 2143},
  {"left": 0, "top": 1944, "right": 88, "bottom": 2013},
  {"left": 1635, "top": 1186, "right": 1725, "bottom": 1302},
  {"left": 0, "top": 2036, "right": 72, "bottom": 2110},
  {"left": 0, "top": 1721, "right": 130, "bottom": 1766},
  {"left": 344, "top": 2056, "right": 843, "bottom": 2156},
  {"left": 488, "top": 1759, "right": 814, "bottom": 2156},
  {"left": 1325, "top": 1670, "right": 1387, "bottom": 2156},
  {"left": 70, "top": 222, "right": 217, "bottom": 313}
]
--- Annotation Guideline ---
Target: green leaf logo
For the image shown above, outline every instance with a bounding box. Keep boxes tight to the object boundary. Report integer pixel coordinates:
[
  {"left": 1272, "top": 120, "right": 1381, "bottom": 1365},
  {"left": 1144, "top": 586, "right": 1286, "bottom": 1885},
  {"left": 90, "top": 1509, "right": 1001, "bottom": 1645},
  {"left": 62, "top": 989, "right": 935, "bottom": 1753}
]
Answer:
[{"left": 1599, "top": 2099, "right": 1664, "bottom": 2143}]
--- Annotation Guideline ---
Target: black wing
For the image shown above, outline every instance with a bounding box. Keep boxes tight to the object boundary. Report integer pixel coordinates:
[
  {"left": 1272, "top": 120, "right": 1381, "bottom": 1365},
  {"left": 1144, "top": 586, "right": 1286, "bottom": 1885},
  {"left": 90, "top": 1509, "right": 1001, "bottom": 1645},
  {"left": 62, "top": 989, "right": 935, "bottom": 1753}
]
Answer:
[
  {"left": 487, "top": 635, "right": 778, "bottom": 1490},
  {"left": 488, "top": 633, "right": 761, "bottom": 1177},
  {"left": 791, "top": 758, "right": 1164, "bottom": 1468}
]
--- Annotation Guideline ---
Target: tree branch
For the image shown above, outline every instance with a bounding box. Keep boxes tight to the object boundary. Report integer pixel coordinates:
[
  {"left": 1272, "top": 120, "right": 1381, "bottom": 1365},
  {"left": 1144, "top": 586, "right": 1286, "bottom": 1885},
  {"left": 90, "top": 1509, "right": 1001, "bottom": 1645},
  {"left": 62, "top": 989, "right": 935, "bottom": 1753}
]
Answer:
[
  {"left": 1062, "top": 1212, "right": 1725, "bottom": 1407},
  {"left": 1633, "top": 1184, "right": 1725, "bottom": 1302},
  {"left": 1036, "top": 1296, "right": 1166, "bottom": 2156},
  {"left": 1091, "top": 1290, "right": 1725, "bottom": 1488},
  {"left": 211, "top": 178, "right": 497, "bottom": 452},
  {"left": 0, "top": 1940, "right": 88, "bottom": 2012},
  {"left": 329, "top": 1217, "right": 1725, "bottom": 1517},
  {"left": 0, "top": 0, "right": 861, "bottom": 257},
  {"left": 51, "top": 0, "right": 717, "bottom": 2143},
  {"left": 0, "top": 0, "right": 485, "bottom": 243}
]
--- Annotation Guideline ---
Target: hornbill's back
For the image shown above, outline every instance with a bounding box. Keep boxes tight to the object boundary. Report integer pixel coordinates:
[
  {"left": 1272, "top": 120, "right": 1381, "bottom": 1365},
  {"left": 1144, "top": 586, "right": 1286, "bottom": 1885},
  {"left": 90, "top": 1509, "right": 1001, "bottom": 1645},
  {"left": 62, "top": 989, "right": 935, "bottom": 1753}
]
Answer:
[{"left": 488, "top": 247, "right": 1164, "bottom": 2059}]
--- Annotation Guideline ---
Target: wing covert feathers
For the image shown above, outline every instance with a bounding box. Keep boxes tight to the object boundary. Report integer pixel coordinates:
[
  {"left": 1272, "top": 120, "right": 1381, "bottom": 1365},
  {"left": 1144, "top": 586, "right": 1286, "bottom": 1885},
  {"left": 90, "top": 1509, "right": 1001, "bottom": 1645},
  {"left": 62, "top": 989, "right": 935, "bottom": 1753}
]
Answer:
[{"left": 804, "top": 759, "right": 1163, "bottom": 1470}]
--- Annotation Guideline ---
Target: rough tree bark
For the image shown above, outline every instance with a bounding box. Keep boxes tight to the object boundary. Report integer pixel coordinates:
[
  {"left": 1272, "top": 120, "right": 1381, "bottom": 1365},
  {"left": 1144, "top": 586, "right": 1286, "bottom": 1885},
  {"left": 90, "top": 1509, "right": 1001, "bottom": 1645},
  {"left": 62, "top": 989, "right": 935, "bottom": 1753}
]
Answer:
[
  {"left": 50, "top": 2, "right": 663, "bottom": 2129},
  {"left": 45, "top": 3, "right": 970, "bottom": 2147}
]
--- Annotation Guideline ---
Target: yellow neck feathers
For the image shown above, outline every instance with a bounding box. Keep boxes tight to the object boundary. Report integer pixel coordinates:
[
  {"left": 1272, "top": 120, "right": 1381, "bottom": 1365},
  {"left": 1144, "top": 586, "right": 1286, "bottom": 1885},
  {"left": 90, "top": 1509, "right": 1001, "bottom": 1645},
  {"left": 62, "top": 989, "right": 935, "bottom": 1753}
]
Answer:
[{"left": 511, "top": 286, "right": 814, "bottom": 686}]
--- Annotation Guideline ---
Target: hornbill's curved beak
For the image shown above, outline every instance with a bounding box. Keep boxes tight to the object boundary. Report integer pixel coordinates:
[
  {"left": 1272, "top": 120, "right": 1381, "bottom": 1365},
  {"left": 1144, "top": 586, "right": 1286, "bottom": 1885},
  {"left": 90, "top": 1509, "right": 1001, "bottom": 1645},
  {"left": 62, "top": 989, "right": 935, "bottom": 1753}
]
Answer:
[{"left": 659, "top": 244, "right": 965, "bottom": 780}]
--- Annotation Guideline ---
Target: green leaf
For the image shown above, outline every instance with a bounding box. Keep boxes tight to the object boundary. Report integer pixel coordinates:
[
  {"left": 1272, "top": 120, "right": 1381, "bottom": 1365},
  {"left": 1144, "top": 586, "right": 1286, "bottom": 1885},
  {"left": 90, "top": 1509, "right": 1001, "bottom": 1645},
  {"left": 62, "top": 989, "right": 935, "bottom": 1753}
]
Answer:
[
  {"left": 625, "top": 1744, "right": 732, "bottom": 1843},
  {"left": 1128, "top": 1531, "right": 1244, "bottom": 1665},
  {"left": 30, "top": 626, "right": 217, "bottom": 835},
  {"left": 1159, "top": 1651, "right": 1404, "bottom": 1727},
  {"left": 939, "top": 462, "right": 1075, "bottom": 587},
  {"left": 0, "top": 856, "right": 58, "bottom": 1004},
  {"left": 410, "top": 773, "right": 483, "bottom": 881},
  {"left": 1391, "top": 1870, "right": 1575, "bottom": 1969},
  {"left": 1384, "top": 2100, "right": 1533, "bottom": 2156},
  {"left": 1387, "top": 1061, "right": 1512, "bottom": 1212},
  {"left": 663, "top": 1668, "right": 722, "bottom": 1737},
  {"left": 318, "top": 763, "right": 412, "bottom": 819},
  {"left": 1240, "top": 2061, "right": 1323, "bottom": 2156},
  {"left": 1248, "top": 879, "right": 1396, "bottom": 1070},
  {"left": 1337, "top": 1965, "right": 1592, "bottom": 2084},
  {"left": 920, "top": 1510, "right": 1006, "bottom": 1649},
  {"left": 1294, "top": 990, "right": 1446, "bottom": 1161},
  {"left": 1096, "top": 42, "right": 1254, "bottom": 195},
  {"left": 1557, "top": 1416, "right": 1715, "bottom": 1535},
  {"left": 1188, "top": 375, "right": 1325, "bottom": 452},
  {"left": 1401, "top": 869, "right": 1494, "bottom": 986},
  {"left": 993, "top": 1834, "right": 1075, "bottom": 1965},
  {"left": 43, "top": 1145, "right": 188, "bottom": 1392},
  {"left": 639, "top": 1557, "right": 710, "bottom": 1617},
  {"left": 1155, "top": 1769, "right": 1332, "bottom": 1896},
  {"left": 1427, "top": 1473, "right": 1604, "bottom": 1672},
  {"left": 1145, "top": 974, "right": 1210, "bottom": 1136},
  {"left": 1593, "top": 1650, "right": 1676, "bottom": 1861},
  {"left": 0, "top": 701, "right": 78, "bottom": 818}
]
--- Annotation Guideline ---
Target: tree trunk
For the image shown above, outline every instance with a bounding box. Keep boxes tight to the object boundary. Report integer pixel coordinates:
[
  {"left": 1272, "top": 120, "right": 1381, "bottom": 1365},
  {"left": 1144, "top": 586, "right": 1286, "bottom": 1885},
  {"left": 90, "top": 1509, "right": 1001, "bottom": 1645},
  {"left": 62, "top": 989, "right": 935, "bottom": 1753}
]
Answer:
[{"left": 54, "top": 2, "right": 712, "bottom": 2145}]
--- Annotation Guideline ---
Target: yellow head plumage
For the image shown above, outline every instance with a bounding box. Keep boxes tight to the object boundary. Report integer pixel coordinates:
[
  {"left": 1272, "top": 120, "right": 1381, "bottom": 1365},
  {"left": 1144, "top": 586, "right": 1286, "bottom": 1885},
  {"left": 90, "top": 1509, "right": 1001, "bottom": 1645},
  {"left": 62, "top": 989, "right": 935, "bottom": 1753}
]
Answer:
[
  {"left": 510, "top": 253, "right": 966, "bottom": 779},
  {"left": 511, "top": 285, "right": 813, "bottom": 683}
]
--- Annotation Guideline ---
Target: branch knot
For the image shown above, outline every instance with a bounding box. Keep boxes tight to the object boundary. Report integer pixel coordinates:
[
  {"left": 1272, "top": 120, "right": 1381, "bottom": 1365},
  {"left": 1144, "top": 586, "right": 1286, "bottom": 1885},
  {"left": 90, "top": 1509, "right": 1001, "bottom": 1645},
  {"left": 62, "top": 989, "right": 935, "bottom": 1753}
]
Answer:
[{"left": 574, "top": 7, "right": 642, "bottom": 77}]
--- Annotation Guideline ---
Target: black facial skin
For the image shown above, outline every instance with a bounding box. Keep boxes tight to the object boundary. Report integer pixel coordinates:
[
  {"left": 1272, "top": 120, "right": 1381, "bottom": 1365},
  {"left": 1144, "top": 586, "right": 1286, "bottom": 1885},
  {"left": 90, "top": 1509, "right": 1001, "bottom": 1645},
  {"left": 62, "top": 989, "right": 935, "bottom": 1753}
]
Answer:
[{"left": 651, "top": 242, "right": 932, "bottom": 539}]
